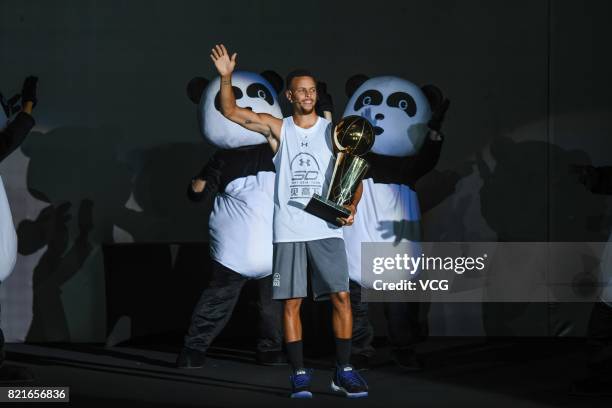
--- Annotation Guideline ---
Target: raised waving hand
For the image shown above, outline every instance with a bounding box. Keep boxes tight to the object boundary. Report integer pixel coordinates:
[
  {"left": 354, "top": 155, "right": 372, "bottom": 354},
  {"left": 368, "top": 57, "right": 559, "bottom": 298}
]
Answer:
[{"left": 210, "top": 44, "right": 237, "bottom": 77}]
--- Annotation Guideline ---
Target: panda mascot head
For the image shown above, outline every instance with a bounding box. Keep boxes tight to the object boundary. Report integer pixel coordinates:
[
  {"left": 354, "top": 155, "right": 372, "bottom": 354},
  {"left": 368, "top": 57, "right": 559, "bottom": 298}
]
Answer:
[
  {"left": 343, "top": 75, "right": 443, "bottom": 157},
  {"left": 186, "top": 70, "right": 283, "bottom": 148}
]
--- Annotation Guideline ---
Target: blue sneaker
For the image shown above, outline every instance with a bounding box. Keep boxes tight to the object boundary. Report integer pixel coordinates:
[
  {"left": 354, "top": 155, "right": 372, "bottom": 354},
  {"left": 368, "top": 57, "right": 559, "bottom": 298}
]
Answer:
[
  {"left": 290, "top": 368, "right": 313, "bottom": 398},
  {"left": 331, "top": 365, "right": 368, "bottom": 398}
]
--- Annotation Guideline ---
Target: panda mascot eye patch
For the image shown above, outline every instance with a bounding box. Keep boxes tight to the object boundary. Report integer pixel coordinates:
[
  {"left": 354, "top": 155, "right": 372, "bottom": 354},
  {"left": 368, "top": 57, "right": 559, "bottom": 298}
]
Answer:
[
  {"left": 246, "top": 84, "right": 274, "bottom": 105},
  {"left": 353, "top": 90, "right": 383, "bottom": 111},
  {"left": 198, "top": 71, "right": 283, "bottom": 149},
  {"left": 387, "top": 92, "right": 417, "bottom": 117},
  {"left": 343, "top": 76, "right": 431, "bottom": 157},
  {"left": 214, "top": 86, "right": 244, "bottom": 111}
]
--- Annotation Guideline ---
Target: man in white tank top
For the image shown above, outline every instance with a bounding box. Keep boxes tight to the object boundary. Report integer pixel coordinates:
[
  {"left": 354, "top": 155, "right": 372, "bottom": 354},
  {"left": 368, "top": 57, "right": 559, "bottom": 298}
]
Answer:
[{"left": 210, "top": 44, "right": 368, "bottom": 398}]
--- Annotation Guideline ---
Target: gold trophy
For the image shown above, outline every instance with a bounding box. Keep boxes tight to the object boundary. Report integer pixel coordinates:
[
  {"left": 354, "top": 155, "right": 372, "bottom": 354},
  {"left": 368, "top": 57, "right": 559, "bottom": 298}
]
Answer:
[{"left": 304, "top": 115, "right": 374, "bottom": 226}]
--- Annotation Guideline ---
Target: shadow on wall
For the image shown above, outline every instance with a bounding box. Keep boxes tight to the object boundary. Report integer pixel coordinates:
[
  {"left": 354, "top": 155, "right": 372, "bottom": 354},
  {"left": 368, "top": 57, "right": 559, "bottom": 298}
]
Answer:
[
  {"left": 17, "top": 200, "right": 94, "bottom": 342},
  {"left": 477, "top": 136, "right": 610, "bottom": 336},
  {"left": 16, "top": 127, "right": 213, "bottom": 342},
  {"left": 128, "top": 142, "right": 213, "bottom": 242},
  {"left": 478, "top": 136, "right": 608, "bottom": 243}
]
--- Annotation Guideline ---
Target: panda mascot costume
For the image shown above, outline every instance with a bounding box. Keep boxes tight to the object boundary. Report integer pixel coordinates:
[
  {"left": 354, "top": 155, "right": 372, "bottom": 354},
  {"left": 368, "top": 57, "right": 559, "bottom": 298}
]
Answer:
[
  {"left": 176, "top": 70, "right": 287, "bottom": 368},
  {"left": 341, "top": 75, "right": 449, "bottom": 370},
  {"left": 0, "top": 98, "right": 19, "bottom": 284},
  {"left": 0, "top": 76, "right": 37, "bottom": 380}
]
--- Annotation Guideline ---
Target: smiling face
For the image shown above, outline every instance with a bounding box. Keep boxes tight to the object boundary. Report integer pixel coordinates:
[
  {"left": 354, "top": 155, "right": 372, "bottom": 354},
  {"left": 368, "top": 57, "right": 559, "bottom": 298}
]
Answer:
[
  {"left": 343, "top": 76, "right": 432, "bottom": 157},
  {"left": 286, "top": 76, "right": 317, "bottom": 115},
  {"left": 200, "top": 71, "right": 283, "bottom": 148}
]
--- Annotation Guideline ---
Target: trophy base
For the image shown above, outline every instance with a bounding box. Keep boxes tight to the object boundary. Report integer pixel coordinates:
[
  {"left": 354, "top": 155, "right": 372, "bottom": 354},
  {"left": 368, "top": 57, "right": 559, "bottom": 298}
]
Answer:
[{"left": 304, "top": 194, "right": 351, "bottom": 227}]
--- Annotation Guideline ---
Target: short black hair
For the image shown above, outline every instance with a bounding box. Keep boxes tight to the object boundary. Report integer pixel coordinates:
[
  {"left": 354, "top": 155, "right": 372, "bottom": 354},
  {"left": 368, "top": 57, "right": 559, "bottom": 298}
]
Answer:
[{"left": 285, "top": 69, "right": 316, "bottom": 90}]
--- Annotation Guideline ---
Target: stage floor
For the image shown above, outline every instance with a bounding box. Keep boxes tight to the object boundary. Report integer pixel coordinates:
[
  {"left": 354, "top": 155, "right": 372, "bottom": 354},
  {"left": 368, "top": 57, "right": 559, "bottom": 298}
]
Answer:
[{"left": 4, "top": 338, "right": 611, "bottom": 407}]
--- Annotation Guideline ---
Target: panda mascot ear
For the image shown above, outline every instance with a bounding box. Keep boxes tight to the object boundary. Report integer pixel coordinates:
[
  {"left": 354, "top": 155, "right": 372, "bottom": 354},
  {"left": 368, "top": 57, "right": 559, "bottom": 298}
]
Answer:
[
  {"left": 345, "top": 74, "right": 369, "bottom": 97},
  {"left": 186, "top": 77, "right": 209, "bottom": 105},
  {"left": 421, "top": 84, "right": 444, "bottom": 111},
  {"left": 260, "top": 70, "right": 283, "bottom": 94}
]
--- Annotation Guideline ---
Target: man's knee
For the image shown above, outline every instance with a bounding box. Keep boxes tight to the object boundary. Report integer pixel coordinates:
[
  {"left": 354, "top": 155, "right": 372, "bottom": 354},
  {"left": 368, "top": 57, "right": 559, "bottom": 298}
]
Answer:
[
  {"left": 284, "top": 298, "right": 302, "bottom": 316},
  {"left": 331, "top": 291, "right": 351, "bottom": 310}
]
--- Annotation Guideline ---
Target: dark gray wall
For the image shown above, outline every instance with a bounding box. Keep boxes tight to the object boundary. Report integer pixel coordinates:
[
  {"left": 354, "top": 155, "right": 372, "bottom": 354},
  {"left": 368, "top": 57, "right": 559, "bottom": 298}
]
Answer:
[{"left": 0, "top": 0, "right": 611, "bottom": 341}]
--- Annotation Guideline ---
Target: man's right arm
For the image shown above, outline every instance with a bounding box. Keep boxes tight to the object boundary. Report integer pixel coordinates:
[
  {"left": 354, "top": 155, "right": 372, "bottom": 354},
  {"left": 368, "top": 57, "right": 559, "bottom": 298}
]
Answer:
[
  {"left": 211, "top": 44, "right": 282, "bottom": 153},
  {"left": 218, "top": 74, "right": 282, "bottom": 153}
]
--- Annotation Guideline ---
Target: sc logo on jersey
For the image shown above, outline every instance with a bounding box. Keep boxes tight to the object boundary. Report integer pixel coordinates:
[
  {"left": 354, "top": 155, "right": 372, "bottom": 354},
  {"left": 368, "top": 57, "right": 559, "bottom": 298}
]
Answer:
[
  {"left": 292, "top": 170, "right": 318, "bottom": 181},
  {"left": 289, "top": 153, "right": 322, "bottom": 198}
]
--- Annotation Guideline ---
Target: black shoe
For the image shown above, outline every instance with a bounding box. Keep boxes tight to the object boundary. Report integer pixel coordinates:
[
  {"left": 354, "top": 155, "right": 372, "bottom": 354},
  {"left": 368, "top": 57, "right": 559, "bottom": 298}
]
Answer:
[
  {"left": 256, "top": 350, "right": 287, "bottom": 366},
  {"left": 392, "top": 349, "right": 424, "bottom": 372},
  {"left": 349, "top": 354, "right": 371, "bottom": 370},
  {"left": 176, "top": 347, "right": 206, "bottom": 368},
  {"left": 0, "top": 365, "right": 35, "bottom": 383}
]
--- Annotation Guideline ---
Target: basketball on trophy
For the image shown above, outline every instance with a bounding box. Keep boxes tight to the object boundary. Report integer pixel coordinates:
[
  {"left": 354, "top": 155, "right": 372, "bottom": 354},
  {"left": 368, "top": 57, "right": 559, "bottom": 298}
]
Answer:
[{"left": 332, "top": 115, "right": 375, "bottom": 156}]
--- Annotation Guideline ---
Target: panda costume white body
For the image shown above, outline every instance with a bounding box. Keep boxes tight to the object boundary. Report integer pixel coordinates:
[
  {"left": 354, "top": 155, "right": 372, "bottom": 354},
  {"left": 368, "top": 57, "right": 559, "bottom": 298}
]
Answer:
[
  {"left": 178, "top": 71, "right": 285, "bottom": 367},
  {"left": 1, "top": 101, "right": 35, "bottom": 282},
  {"left": 0, "top": 108, "right": 18, "bottom": 282},
  {"left": 341, "top": 75, "right": 445, "bottom": 362},
  {"left": 198, "top": 72, "right": 281, "bottom": 278}
]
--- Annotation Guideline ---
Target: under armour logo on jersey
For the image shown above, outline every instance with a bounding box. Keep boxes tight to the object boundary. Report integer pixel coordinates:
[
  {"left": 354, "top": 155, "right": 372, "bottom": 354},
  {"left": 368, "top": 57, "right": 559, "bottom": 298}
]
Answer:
[
  {"left": 299, "top": 158, "right": 311, "bottom": 166},
  {"left": 301, "top": 141, "right": 308, "bottom": 147}
]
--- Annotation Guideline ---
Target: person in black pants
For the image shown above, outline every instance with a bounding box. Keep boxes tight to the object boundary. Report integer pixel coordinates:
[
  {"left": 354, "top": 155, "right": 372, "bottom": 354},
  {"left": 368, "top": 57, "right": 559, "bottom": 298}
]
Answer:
[
  {"left": 178, "top": 147, "right": 285, "bottom": 367},
  {"left": 0, "top": 76, "right": 38, "bottom": 382}
]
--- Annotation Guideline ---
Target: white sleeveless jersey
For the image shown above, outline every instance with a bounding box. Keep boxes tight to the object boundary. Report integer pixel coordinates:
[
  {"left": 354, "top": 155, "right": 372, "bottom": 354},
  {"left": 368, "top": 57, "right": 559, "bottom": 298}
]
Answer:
[
  {"left": 343, "top": 179, "right": 423, "bottom": 287},
  {"left": 272, "top": 117, "right": 343, "bottom": 243},
  {"left": 0, "top": 176, "right": 18, "bottom": 281}
]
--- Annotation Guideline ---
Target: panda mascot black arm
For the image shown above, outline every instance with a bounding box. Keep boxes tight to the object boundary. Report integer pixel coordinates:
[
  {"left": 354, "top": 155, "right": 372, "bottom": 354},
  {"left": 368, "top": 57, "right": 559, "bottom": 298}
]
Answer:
[
  {"left": 400, "top": 84, "right": 450, "bottom": 188},
  {"left": 571, "top": 165, "right": 612, "bottom": 195},
  {"left": 186, "top": 152, "right": 224, "bottom": 203},
  {"left": 0, "top": 112, "right": 34, "bottom": 162},
  {"left": 0, "top": 77, "right": 38, "bottom": 163}
]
